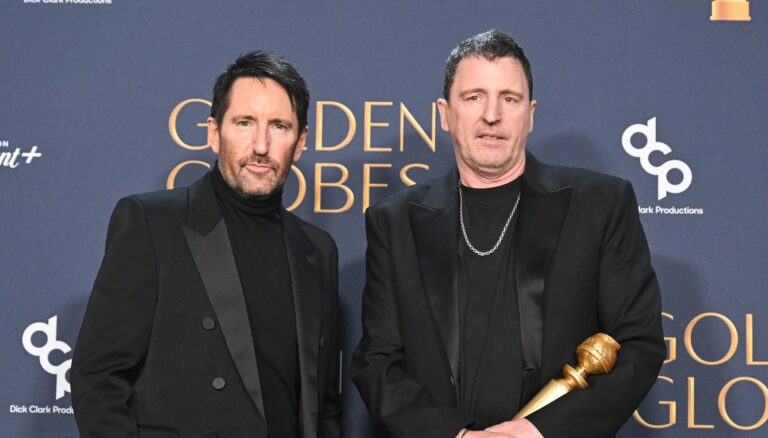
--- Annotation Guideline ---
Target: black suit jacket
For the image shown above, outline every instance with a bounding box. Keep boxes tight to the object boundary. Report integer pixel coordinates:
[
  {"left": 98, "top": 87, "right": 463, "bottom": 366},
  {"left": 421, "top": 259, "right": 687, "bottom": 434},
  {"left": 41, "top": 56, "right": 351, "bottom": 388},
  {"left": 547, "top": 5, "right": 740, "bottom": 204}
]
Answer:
[
  {"left": 72, "top": 173, "right": 341, "bottom": 438},
  {"left": 351, "top": 153, "right": 665, "bottom": 438}
]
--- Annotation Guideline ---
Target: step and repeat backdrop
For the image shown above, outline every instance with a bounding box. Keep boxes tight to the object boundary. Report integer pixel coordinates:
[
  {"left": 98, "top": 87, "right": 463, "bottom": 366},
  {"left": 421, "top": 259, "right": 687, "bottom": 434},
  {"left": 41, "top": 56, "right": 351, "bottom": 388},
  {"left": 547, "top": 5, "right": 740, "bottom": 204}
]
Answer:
[{"left": 1, "top": 1, "right": 766, "bottom": 436}]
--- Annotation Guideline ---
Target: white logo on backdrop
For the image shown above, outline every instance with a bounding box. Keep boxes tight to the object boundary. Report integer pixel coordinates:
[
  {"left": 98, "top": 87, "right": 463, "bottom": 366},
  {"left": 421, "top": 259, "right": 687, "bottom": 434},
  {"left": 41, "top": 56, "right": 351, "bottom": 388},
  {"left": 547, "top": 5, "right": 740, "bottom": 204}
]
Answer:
[
  {"left": 622, "top": 117, "right": 692, "bottom": 200},
  {"left": 22, "top": 316, "right": 72, "bottom": 400},
  {"left": 0, "top": 139, "right": 42, "bottom": 169}
]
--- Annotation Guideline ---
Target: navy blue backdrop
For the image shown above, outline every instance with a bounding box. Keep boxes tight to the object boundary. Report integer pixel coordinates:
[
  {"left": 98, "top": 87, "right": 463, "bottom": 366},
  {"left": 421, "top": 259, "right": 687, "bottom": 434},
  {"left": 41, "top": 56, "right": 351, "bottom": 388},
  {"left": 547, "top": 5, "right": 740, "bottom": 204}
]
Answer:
[{"left": 2, "top": 1, "right": 766, "bottom": 436}]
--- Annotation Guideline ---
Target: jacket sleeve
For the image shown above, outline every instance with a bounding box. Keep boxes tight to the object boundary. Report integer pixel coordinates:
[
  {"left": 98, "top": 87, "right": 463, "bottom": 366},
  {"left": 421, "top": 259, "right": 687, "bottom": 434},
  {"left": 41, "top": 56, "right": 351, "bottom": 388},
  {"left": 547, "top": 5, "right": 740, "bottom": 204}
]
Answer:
[
  {"left": 527, "top": 180, "right": 666, "bottom": 437},
  {"left": 351, "top": 207, "right": 473, "bottom": 438},
  {"left": 71, "top": 197, "right": 157, "bottom": 438},
  {"left": 319, "top": 240, "right": 342, "bottom": 438}
]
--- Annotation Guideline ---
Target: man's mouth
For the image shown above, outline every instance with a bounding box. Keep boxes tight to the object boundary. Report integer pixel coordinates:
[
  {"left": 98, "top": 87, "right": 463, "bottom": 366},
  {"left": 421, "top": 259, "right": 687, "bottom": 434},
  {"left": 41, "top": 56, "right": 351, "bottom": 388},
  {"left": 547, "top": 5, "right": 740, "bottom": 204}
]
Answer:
[
  {"left": 245, "top": 162, "right": 272, "bottom": 173},
  {"left": 477, "top": 133, "right": 507, "bottom": 142}
]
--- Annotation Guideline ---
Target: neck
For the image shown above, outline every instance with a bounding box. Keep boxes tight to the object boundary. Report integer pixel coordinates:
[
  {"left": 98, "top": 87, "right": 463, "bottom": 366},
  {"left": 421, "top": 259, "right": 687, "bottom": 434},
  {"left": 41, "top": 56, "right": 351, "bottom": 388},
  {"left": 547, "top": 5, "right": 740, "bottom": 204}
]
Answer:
[
  {"left": 458, "top": 155, "right": 526, "bottom": 188},
  {"left": 211, "top": 164, "right": 282, "bottom": 217}
]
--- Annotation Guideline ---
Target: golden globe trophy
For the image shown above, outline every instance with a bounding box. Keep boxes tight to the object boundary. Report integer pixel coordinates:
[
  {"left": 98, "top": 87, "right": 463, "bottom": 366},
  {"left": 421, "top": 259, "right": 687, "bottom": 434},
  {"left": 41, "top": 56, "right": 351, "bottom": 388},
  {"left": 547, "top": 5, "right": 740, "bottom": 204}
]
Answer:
[{"left": 513, "top": 333, "right": 621, "bottom": 419}]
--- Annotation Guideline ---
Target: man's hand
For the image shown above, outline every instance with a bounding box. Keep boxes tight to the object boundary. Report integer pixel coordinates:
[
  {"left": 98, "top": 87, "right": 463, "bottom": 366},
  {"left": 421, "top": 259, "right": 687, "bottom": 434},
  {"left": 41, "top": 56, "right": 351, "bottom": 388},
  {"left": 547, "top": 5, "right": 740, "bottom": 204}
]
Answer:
[{"left": 484, "top": 419, "right": 543, "bottom": 438}]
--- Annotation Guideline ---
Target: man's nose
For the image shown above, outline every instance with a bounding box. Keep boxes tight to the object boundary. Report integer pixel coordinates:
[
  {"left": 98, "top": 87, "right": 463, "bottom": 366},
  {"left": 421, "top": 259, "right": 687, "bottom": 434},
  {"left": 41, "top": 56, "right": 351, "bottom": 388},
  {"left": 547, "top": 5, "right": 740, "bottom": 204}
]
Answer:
[
  {"left": 482, "top": 99, "right": 501, "bottom": 125},
  {"left": 251, "top": 126, "right": 269, "bottom": 155}
]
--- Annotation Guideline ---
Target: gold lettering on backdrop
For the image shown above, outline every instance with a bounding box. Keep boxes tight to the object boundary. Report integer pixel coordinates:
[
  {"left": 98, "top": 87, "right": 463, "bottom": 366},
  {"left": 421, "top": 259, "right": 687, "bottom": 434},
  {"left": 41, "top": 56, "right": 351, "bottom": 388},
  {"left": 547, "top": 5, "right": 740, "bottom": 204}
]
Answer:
[
  {"left": 633, "top": 371, "right": 768, "bottom": 430},
  {"left": 364, "top": 102, "right": 393, "bottom": 152},
  {"left": 663, "top": 312, "right": 676, "bottom": 364},
  {"left": 635, "top": 312, "right": 768, "bottom": 430},
  {"left": 400, "top": 163, "right": 429, "bottom": 187},
  {"left": 285, "top": 165, "right": 307, "bottom": 211},
  {"left": 746, "top": 314, "right": 768, "bottom": 365},
  {"left": 164, "top": 98, "right": 449, "bottom": 212},
  {"left": 362, "top": 163, "right": 391, "bottom": 212},
  {"left": 684, "top": 312, "right": 738, "bottom": 366},
  {"left": 718, "top": 377, "right": 768, "bottom": 430},
  {"left": 169, "top": 99, "right": 211, "bottom": 150},
  {"left": 400, "top": 103, "right": 436, "bottom": 152},
  {"left": 314, "top": 163, "right": 354, "bottom": 213},
  {"left": 633, "top": 376, "right": 676, "bottom": 428},
  {"left": 315, "top": 101, "right": 356, "bottom": 151},
  {"left": 167, "top": 160, "right": 211, "bottom": 189},
  {"left": 687, "top": 377, "right": 715, "bottom": 429}
]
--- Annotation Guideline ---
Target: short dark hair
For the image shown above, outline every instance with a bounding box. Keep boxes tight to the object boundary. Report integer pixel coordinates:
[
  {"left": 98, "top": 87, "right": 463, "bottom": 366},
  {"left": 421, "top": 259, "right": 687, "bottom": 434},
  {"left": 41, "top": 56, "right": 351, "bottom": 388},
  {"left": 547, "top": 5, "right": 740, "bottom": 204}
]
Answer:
[
  {"left": 211, "top": 51, "right": 310, "bottom": 130},
  {"left": 443, "top": 29, "right": 533, "bottom": 101}
]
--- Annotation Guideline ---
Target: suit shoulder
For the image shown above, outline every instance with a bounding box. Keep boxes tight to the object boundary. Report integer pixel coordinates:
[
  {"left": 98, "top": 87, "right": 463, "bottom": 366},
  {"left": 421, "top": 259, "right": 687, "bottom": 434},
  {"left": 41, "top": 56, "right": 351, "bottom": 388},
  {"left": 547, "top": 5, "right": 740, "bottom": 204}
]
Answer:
[
  {"left": 118, "top": 187, "right": 189, "bottom": 216},
  {"left": 544, "top": 162, "right": 624, "bottom": 185},
  {"left": 106, "top": 187, "right": 189, "bottom": 228},
  {"left": 366, "top": 174, "right": 437, "bottom": 216},
  {"left": 538, "top": 162, "right": 629, "bottom": 197},
  {"left": 126, "top": 186, "right": 188, "bottom": 207}
]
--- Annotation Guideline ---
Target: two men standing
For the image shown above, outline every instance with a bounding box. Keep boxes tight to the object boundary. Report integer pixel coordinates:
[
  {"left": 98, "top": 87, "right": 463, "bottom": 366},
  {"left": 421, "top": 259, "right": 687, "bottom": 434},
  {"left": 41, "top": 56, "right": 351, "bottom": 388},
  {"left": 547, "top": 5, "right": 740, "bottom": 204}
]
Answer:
[{"left": 72, "top": 30, "right": 664, "bottom": 438}]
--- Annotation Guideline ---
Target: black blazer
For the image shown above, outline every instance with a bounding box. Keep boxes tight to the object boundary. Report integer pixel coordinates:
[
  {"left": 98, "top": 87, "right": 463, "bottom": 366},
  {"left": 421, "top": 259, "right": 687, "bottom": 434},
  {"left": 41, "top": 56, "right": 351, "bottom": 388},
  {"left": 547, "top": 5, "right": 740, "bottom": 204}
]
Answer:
[
  {"left": 351, "top": 153, "right": 665, "bottom": 438},
  {"left": 72, "top": 173, "right": 341, "bottom": 438}
]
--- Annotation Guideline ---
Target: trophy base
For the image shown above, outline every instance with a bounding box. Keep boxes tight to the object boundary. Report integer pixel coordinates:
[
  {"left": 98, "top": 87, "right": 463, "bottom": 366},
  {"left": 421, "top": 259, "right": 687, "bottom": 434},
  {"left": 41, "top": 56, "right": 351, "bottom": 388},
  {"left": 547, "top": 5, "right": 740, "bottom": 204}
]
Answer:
[{"left": 711, "top": 1, "right": 751, "bottom": 21}]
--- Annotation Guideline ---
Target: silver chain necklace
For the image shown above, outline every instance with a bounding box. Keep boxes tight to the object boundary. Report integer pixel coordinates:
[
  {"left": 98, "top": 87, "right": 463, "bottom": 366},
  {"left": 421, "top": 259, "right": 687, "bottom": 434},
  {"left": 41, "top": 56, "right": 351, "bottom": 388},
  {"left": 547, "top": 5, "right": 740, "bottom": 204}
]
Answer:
[{"left": 458, "top": 181, "right": 521, "bottom": 257}]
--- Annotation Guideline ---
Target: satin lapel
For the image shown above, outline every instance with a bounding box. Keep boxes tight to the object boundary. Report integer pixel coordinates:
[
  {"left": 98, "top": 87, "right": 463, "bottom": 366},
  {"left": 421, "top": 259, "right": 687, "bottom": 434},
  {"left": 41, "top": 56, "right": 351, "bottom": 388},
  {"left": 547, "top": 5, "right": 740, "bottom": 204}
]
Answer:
[
  {"left": 515, "top": 155, "right": 572, "bottom": 402},
  {"left": 282, "top": 212, "right": 321, "bottom": 438},
  {"left": 183, "top": 220, "right": 267, "bottom": 424},
  {"left": 408, "top": 170, "right": 460, "bottom": 385}
]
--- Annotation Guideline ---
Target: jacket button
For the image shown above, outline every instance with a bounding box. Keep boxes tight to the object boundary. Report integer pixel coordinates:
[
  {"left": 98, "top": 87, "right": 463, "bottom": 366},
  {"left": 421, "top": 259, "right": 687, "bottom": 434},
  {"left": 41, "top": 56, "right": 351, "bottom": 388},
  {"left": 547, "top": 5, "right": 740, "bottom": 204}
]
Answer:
[
  {"left": 212, "top": 377, "right": 226, "bottom": 390},
  {"left": 204, "top": 431, "right": 218, "bottom": 438},
  {"left": 202, "top": 317, "right": 216, "bottom": 330},
  {"left": 319, "top": 336, "right": 326, "bottom": 350}
]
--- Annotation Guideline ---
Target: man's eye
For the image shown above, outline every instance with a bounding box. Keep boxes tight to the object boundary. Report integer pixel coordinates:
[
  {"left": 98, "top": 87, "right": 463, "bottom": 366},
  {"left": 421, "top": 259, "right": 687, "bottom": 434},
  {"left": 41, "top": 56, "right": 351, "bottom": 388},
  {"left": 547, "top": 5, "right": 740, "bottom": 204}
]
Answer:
[
  {"left": 272, "top": 123, "right": 288, "bottom": 130},
  {"left": 237, "top": 120, "right": 251, "bottom": 127},
  {"left": 503, "top": 96, "right": 519, "bottom": 103},
  {"left": 466, "top": 95, "right": 480, "bottom": 102}
]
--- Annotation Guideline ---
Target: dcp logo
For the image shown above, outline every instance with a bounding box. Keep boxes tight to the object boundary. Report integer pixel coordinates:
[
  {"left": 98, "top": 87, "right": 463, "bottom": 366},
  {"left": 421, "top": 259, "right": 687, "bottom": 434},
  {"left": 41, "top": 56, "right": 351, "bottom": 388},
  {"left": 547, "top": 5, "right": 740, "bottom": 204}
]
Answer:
[
  {"left": 622, "top": 117, "right": 692, "bottom": 200},
  {"left": 22, "top": 316, "right": 72, "bottom": 400}
]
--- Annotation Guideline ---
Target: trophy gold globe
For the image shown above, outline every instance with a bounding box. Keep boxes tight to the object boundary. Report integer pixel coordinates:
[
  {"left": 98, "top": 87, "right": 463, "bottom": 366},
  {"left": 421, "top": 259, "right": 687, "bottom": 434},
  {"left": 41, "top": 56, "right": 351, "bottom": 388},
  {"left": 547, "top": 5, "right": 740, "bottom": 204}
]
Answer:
[{"left": 513, "top": 333, "right": 621, "bottom": 419}]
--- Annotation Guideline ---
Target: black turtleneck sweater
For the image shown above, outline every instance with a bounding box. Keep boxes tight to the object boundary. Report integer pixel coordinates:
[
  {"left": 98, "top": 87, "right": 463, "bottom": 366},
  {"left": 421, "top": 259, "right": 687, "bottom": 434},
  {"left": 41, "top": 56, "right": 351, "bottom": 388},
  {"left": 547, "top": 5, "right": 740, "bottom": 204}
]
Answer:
[
  {"left": 211, "top": 166, "right": 300, "bottom": 437},
  {"left": 458, "top": 178, "right": 523, "bottom": 429}
]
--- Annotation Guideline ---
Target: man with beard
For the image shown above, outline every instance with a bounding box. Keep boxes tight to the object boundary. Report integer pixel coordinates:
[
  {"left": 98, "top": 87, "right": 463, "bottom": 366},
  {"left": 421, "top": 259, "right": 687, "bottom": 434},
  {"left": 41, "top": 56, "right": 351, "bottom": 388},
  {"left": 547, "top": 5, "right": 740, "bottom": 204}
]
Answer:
[
  {"left": 352, "top": 30, "right": 664, "bottom": 438},
  {"left": 72, "top": 51, "right": 341, "bottom": 438}
]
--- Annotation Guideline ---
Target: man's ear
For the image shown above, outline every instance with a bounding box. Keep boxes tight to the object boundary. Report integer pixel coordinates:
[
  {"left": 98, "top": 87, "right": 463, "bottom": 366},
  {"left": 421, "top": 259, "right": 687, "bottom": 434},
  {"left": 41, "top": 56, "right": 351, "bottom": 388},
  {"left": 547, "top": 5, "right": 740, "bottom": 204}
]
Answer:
[
  {"left": 437, "top": 98, "right": 451, "bottom": 132},
  {"left": 293, "top": 125, "right": 308, "bottom": 162},
  {"left": 207, "top": 117, "right": 220, "bottom": 154}
]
